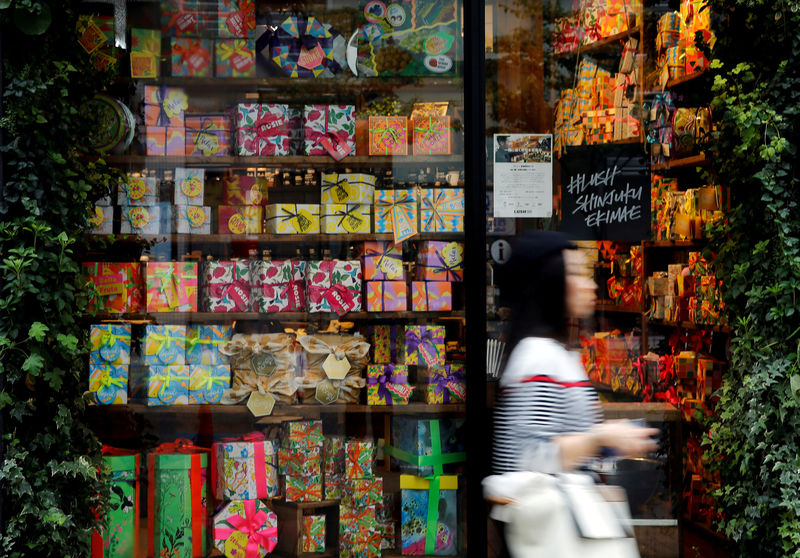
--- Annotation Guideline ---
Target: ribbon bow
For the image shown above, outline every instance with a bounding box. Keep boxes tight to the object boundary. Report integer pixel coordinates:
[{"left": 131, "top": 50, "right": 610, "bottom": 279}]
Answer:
[
  {"left": 333, "top": 205, "right": 366, "bottom": 231},
  {"left": 154, "top": 86, "right": 172, "bottom": 127},
  {"left": 405, "top": 327, "right": 441, "bottom": 367},
  {"left": 166, "top": 0, "right": 199, "bottom": 34},
  {"left": 365, "top": 244, "right": 402, "bottom": 279},
  {"left": 367, "top": 365, "right": 409, "bottom": 404},
  {"left": 427, "top": 246, "right": 463, "bottom": 282},
  {"left": 370, "top": 116, "right": 403, "bottom": 154},
  {"left": 219, "top": 502, "right": 277, "bottom": 558},
  {"left": 172, "top": 39, "right": 208, "bottom": 70},
  {"left": 307, "top": 106, "right": 350, "bottom": 158},
  {"left": 422, "top": 190, "right": 462, "bottom": 231},
  {"left": 377, "top": 192, "right": 415, "bottom": 220},
  {"left": 97, "top": 366, "right": 125, "bottom": 390},
  {"left": 149, "top": 329, "right": 186, "bottom": 356},
  {"left": 430, "top": 366, "right": 465, "bottom": 404},
  {"left": 345, "top": 443, "right": 372, "bottom": 478},
  {"left": 98, "top": 330, "right": 127, "bottom": 349},
  {"left": 414, "top": 116, "right": 448, "bottom": 153}
]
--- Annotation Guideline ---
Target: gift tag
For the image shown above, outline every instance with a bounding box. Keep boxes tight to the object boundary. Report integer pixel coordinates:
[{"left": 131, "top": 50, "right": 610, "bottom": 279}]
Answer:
[
  {"left": 379, "top": 253, "right": 402, "bottom": 278},
  {"left": 99, "top": 342, "right": 122, "bottom": 363},
  {"left": 195, "top": 131, "right": 220, "bottom": 156},
  {"left": 228, "top": 212, "right": 247, "bottom": 234},
  {"left": 251, "top": 353, "right": 277, "bottom": 377},
  {"left": 126, "top": 177, "right": 147, "bottom": 201},
  {"left": 187, "top": 206, "right": 207, "bottom": 228},
  {"left": 323, "top": 353, "right": 350, "bottom": 380},
  {"left": 95, "top": 272, "right": 125, "bottom": 297},
  {"left": 298, "top": 43, "right": 325, "bottom": 70},
  {"left": 315, "top": 379, "right": 340, "bottom": 405},
  {"left": 441, "top": 242, "right": 463, "bottom": 268},
  {"left": 88, "top": 206, "right": 105, "bottom": 227},
  {"left": 224, "top": 531, "right": 251, "bottom": 558},
  {"left": 181, "top": 175, "right": 203, "bottom": 200},
  {"left": 247, "top": 391, "right": 276, "bottom": 417}
]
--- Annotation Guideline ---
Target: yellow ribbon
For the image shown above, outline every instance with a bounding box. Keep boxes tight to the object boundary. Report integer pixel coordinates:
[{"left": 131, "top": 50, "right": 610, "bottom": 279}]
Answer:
[
  {"left": 217, "top": 39, "right": 247, "bottom": 61},
  {"left": 97, "top": 366, "right": 125, "bottom": 390}
]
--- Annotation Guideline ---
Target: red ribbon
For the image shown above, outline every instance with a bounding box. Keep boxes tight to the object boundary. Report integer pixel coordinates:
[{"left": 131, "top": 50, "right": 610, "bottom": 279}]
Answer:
[
  {"left": 166, "top": 0, "right": 199, "bottom": 34},
  {"left": 215, "top": 500, "right": 277, "bottom": 558},
  {"left": 211, "top": 432, "right": 270, "bottom": 500}
]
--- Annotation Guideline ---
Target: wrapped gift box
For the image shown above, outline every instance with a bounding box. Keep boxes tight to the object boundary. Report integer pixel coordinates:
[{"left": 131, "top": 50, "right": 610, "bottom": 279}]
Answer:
[
  {"left": 120, "top": 205, "right": 165, "bottom": 235},
  {"left": 340, "top": 507, "right": 380, "bottom": 557},
  {"left": 416, "top": 241, "right": 464, "bottom": 282},
  {"left": 145, "top": 126, "right": 186, "bottom": 157},
  {"left": 130, "top": 28, "right": 160, "bottom": 78},
  {"left": 144, "top": 325, "right": 187, "bottom": 366},
  {"left": 145, "top": 262, "right": 198, "bottom": 313},
  {"left": 367, "top": 364, "right": 413, "bottom": 405},
  {"left": 278, "top": 445, "right": 321, "bottom": 477},
  {"left": 222, "top": 175, "right": 268, "bottom": 205},
  {"left": 160, "top": 0, "right": 210, "bottom": 35},
  {"left": 88, "top": 205, "right": 113, "bottom": 234},
  {"left": 213, "top": 434, "right": 279, "bottom": 499},
  {"left": 282, "top": 420, "right": 323, "bottom": 450},
  {"left": 250, "top": 259, "right": 307, "bottom": 312},
  {"left": 83, "top": 262, "right": 144, "bottom": 314},
  {"left": 143, "top": 85, "right": 187, "bottom": 128},
  {"left": 235, "top": 103, "right": 291, "bottom": 156},
  {"left": 374, "top": 189, "right": 419, "bottom": 242},
  {"left": 202, "top": 259, "right": 252, "bottom": 312},
  {"left": 186, "top": 325, "right": 232, "bottom": 365},
  {"left": 362, "top": 241, "right": 404, "bottom": 281},
  {"left": 256, "top": 14, "right": 346, "bottom": 79},
  {"left": 264, "top": 204, "right": 320, "bottom": 234},
  {"left": 90, "top": 324, "right": 132, "bottom": 366},
  {"left": 404, "top": 325, "right": 445, "bottom": 367},
  {"left": 390, "top": 417, "right": 465, "bottom": 476},
  {"left": 175, "top": 205, "right": 212, "bottom": 234},
  {"left": 218, "top": 205, "right": 262, "bottom": 234},
  {"left": 324, "top": 477, "right": 343, "bottom": 501},
  {"left": 305, "top": 260, "right": 362, "bottom": 314},
  {"left": 345, "top": 440, "right": 375, "bottom": 480},
  {"left": 146, "top": 365, "right": 190, "bottom": 405},
  {"left": 303, "top": 104, "right": 355, "bottom": 159},
  {"left": 323, "top": 435, "right": 346, "bottom": 478},
  {"left": 372, "top": 325, "right": 405, "bottom": 365},
  {"left": 213, "top": 500, "right": 278, "bottom": 558},
  {"left": 171, "top": 37, "right": 212, "bottom": 77},
  {"left": 188, "top": 365, "right": 230, "bottom": 404},
  {"left": 401, "top": 474, "right": 459, "bottom": 555},
  {"left": 420, "top": 188, "right": 464, "bottom": 233},
  {"left": 185, "top": 114, "right": 232, "bottom": 157},
  {"left": 285, "top": 474, "right": 323, "bottom": 502},
  {"left": 343, "top": 477, "right": 383, "bottom": 508},
  {"left": 320, "top": 172, "right": 376, "bottom": 205},
  {"left": 366, "top": 281, "right": 408, "bottom": 312},
  {"left": 421, "top": 364, "right": 466, "bottom": 404},
  {"left": 302, "top": 515, "right": 325, "bottom": 553},
  {"left": 217, "top": 0, "right": 256, "bottom": 37},
  {"left": 321, "top": 203, "right": 371, "bottom": 234},
  {"left": 412, "top": 116, "right": 451, "bottom": 155},
  {"left": 118, "top": 175, "right": 157, "bottom": 206},
  {"left": 295, "top": 333, "right": 370, "bottom": 404},
  {"left": 215, "top": 37, "right": 256, "bottom": 77},
  {"left": 225, "top": 333, "right": 301, "bottom": 405},
  {"left": 174, "top": 168, "right": 204, "bottom": 206},
  {"left": 411, "top": 281, "right": 452, "bottom": 312},
  {"left": 93, "top": 449, "right": 140, "bottom": 557},
  {"left": 89, "top": 362, "right": 129, "bottom": 405},
  {"left": 369, "top": 116, "right": 409, "bottom": 156}
]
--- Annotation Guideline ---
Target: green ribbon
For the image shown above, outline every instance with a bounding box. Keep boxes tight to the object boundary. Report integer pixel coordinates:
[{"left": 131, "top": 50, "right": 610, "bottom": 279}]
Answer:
[
  {"left": 150, "top": 330, "right": 186, "bottom": 356},
  {"left": 424, "top": 474, "right": 441, "bottom": 555},
  {"left": 185, "top": 331, "right": 223, "bottom": 353},
  {"left": 99, "top": 330, "right": 127, "bottom": 348},
  {"left": 196, "top": 373, "right": 228, "bottom": 391},
  {"left": 370, "top": 117, "right": 401, "bottom": 154},
  {"left": 96, "top": 365, "right": 125, "bottom": 390},
  {"left": 156, "top": 373, "right": 173, "bottom": 396}
]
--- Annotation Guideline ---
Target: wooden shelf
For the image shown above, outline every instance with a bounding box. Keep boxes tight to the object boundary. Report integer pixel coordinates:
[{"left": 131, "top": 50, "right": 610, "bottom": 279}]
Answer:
[
  {"left": 643, "top": 240, "right": 704, "bottom": 248},
  {"left": 647, "top": 318, "right": 730, "bottom": 333},
  {"left": 666, "top": 69, "right": 709, "bottom": 89},
  {"left": 651, "top": 153, "right": 707, "bottom": 171},
  {"left": 104, "top": 155, "right": 463, "bottom": 168},
  {"left": 555, "top": 26, "right": 641, "bottom": 59},
  {"left": 596, "top": 302, "right": 643, "bottom": 314},
  {"left": 601, "top": 402, "right": 681, "bottom": 422},
  {"left": 87, "top": 310, "right": 465, "bottom": 324},
  {"left": 86, "top": 232, "right": 465, "bottom": 246}
]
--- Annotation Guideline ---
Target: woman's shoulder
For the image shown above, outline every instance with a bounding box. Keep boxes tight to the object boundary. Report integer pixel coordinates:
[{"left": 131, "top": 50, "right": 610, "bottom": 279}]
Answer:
[{"left": 500, "top": 337, "right": 585, "bottom": 385}]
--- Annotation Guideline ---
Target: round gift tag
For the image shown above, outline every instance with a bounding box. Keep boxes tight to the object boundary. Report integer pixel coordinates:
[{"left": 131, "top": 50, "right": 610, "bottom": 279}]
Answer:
[
  {"left": 364, "top": 1, "right": 387, "bottom": 22},
  {"left": 423, "top": 55, "right": 453, "bottom": 73},
  {"left": 181, "top": 176, "right": 203, "bottom": 199},
  {"left": 88, "top": 206, "right": 105, "bottom": 227},
  {"left": 187, "top": 206, "right": 207, "bottom": 228},
  {"left": 128, "top": 207, "right": 151, "bottom": 230},
  {"left": 99, "top": 343, "right": 122, "bottom": 363},
  {"left": 385, "top": 3, "right": 407, "bottom": 27},
  {"left": 224, "top": 531, "right": 251, "bottom": 558},
  {"left": 228, "top": 213, "right": 247, "bottom": 235},
  {"left": 126, "top": 177, "right": 147, "bottom": 200}
]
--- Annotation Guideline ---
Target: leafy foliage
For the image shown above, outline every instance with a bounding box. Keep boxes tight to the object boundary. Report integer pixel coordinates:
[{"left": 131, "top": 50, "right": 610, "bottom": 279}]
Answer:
[
  {"left": 0, "top": 1, "right": 119, "bottom": 556},
  {"left": 703, "top": 1, "right": 800, "bottom": 555}
]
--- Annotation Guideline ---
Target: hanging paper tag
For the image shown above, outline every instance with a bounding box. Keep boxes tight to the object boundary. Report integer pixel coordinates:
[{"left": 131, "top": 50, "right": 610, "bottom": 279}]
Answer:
[
  {"left": 128, "top": 207, "right": 151, "bottom": 230},
  {"left": 174, "top": 13, "right": 197, "bottom": 34},
  {"left": 251, "top": 353, "right": 277, "bottom": 377},
  {"left": 441, "top": 242, "right": 463, "bottom": 268},
  {"left": 130, "top": 52, "right": 157, "bottom": 79},
  {"left": 322, "top": 353, "right": 350, "bottom": 380},
  {"left": 315, "top": 379, "right": 340, "bottom": 405},
  {"left": 391, "top": 204, "right": 417, "bottom": 243},
  {"left": 224, "top": 531, "right": 250, "bottom": 558},
  {"left": 298, "top": 43, "right": 325, "bottom": 70},
  {"left": 195, "top": 131, "right": 220, "bottom": 156},
  {"left": 228, "top": 213, "right": 247, "bottom": 235},
  {"left": 319, "top": 136, "right": 352, "bottom": 161},
  {"left": 126, "top": 177, "right": 147, "bottom": 201},
  {"left": 291, "top": 209, "right": 314, "bottom": 233},
  {"left": 186, "top": 206, "right": 207, "bottom": 228},
  {"left": 181, "top": 176, "right": 203, "bottom": 199},
  {"left": 379, "top": 255, "right": 402, "bottom": 278},
  {"left": 88, "top": 206, "right": 105, "bottom": 227},
  {"left": 163, "top": 90, "right": 188, "bottom": 119},
  {"left": 247, "top": 391, "right": 276, "bottom": 417}
]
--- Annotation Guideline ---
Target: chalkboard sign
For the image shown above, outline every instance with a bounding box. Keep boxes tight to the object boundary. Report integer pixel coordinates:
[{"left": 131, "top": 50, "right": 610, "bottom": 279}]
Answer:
[{"left": 559, "top": 144, "right": 650, "bottom": 241}]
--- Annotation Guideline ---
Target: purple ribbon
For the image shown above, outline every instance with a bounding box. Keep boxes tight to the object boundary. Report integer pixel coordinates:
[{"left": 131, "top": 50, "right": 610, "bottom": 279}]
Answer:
[
  {"left": 366, "top": 364, "right": 408, "bottom": 404},
  {"left": 430, "top": 366, "right": 465, "bottom": 403},
  {"left": 420, "top": 247, "right": 462, "bottom": 282},
  {"left": 405, "top": 327, "right": 440, "bottom": 366},
  {"left": 155, "top": 86, "right": 171, "bottom": 127}
]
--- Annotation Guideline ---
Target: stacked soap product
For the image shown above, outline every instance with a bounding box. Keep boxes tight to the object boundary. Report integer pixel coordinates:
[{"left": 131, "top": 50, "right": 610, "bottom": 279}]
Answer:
[
  {"left": 250, "top": 257, "right": 307, "bottom": 312},
  {"left": 614, "top": 38, "right": 642, "bottom": 141},
  {"left": 681, "top": 0, "right": 715, "bottom": 75},
  {"left": 295, "top": 333, "right": 370, "bottom": 404},
  {"left": 340, "top": 439, "right": 382, "bottom": 557},
  {"left": 419, "top": 188, "right": 464, "bottom": 233},
  {"left": 302, "top": 514, "right": 326, "bottom": 553},
  {"left": 604, "top": 243, "right": 643, "bottom": 308},
  {"left": 83, "top": 262, "right": 145, "bottom": 314},
  {"left": 377, "top": 493, "right": 398, "bottom": 550},
  {"left": 651, "top": 175, "right": 679, "bottom": 240},
  {"left": 320, "top": 172, "right": 376, "bottom": 234},
  {"left": 144, "top": 324, "right": 189, "bottom": 406},
  {"left": 89, "top": 324, "right": 132, "bottom": 405},
  {"left": 582, "top": 331, "right": 643, "bottom": 397},
  {"left": 201, "top": 259, "right": 252, "bottom": 312},
  {"left": 322, "top": 435, "right": 346, "bottom": 500},
  {"left": 673, "top": 346, "right": 724, "bottom": 421},
  {"left": 221, "top": 333, "right": 301, "bottom": 404},
  {"left": 368, "top": 116, "right": 409, "bottom": 156},
  {"left": 174, "top": 168, "right": 211, "bottom": 234},
  {"left": 215, "top": 36, "right": 256, "bottom": 78},
  {"left": 145, "top": 261, "right": 198, "bottom": 312},
  {"left": 280, "top": 420, "right": 324, "bottom": 502},
  {"left": 553, "top": 89, "right": 583, "bottom": 156},
  {"left": 405, "top": 322, "right": 464, "bottom": 404},
  {"left": 305, "top": 260, "right": 362, "bottom": 314},
  {"left": 645, "top": 91, "right": 676, "bottom": 164},
  {"left": 651, "top": 185, "right": 724, "bottom": 240},
  {"left": 91, "top": 447, "right": 141, "bottom": 557},
  {"left": 654, "top": 11, "right": 684, "bottom": 89},
  {"left": 186, "top": 324, "right": 233, "bottom": 404},
  {"left": 170, "top": 36, "right": 213, "bottom": 77},
  {"left": 411, "top": 240, "right": 461, "bottom": 314},
  {"left": 142, "top": 85, "right": 188, "bottom": 156},
  {"left": 77, "top": 14, "right": 119, "bottom": 72},
  {"left": 118, "top": 175, "right": 166, "bottom": 234}
]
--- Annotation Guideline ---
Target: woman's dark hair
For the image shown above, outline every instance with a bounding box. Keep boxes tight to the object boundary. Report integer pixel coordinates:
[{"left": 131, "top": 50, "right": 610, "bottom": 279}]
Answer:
[{"left": 504, "top": 231, "right": 576, "bottom": 347}]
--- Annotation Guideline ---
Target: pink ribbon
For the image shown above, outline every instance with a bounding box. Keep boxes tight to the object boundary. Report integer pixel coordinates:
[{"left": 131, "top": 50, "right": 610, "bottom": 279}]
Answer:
[{"left": 215, "top": 500, "right": 277, "bottom": 558}]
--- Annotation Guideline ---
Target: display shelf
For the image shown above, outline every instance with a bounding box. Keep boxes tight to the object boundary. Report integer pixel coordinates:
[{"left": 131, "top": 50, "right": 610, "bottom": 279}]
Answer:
[
  {"left": 104, "top": 155, "right": 463, "bottom": 168},
  {"left": 647, "top": 318, "right": 729, "bottom": 333},
  {"left": 87, "top": 310, "right": 466, "bottom": 324},
  {"left": 643, "top": 239, "right": 704, "bottom": 248},
  {"left": 666, "top": 69, "right": 709, "bottom": 89},
  {"left": 86, "top": 232, "right": 465, "bottom": 246},
  {"left": 555, "top": 27, "right": 642, "bottom": 59},
  {"left": 596, "top": 302, "right": 643, "bottom": 314},
  {"left": 601, "top": 401, "right": 681, "bottom": 422},
  {"left": 651, "top": 153, "right": 707, "bottom": 171}
]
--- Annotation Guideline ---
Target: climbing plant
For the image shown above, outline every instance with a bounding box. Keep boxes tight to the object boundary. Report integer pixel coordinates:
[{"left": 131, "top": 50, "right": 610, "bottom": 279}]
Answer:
[
  {"left": 0, "top": 1, "right": 119, "bottom": 556},
  {"left": 704, "top": 1, "right": 800, "bottom": 555}
]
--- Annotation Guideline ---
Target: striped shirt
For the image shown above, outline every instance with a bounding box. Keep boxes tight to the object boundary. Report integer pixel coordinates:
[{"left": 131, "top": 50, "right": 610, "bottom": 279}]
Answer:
[{"left": 492, "top": 337, "right": 602, "bottom": 474}]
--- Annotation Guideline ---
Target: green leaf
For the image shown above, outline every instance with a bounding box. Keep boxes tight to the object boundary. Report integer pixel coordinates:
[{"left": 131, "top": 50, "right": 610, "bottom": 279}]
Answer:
[
  {"left": 14, "top": 4, "right": 52, "bottom": 35},
  {"left": 28, "top": 322, "right": 48, "bottom": 342},
  {"left": 55, "top": 334, "right": 78, "bottom": 352},
  {"left": 790, "top": 375, "right": 800, "bottom": 394},
  {"left": 21, "top": 352, "right": 44, "bottom": 375}
]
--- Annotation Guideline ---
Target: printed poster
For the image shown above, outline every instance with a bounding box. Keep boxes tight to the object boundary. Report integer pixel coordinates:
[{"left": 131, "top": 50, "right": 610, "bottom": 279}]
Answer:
[{"left": 493, "top": 134, "right": 553, "bottom": 218}]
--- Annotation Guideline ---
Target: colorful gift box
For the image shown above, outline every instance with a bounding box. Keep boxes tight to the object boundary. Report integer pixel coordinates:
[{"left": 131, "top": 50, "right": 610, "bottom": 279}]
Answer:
[
  {"left": 366, "top": 281, "right": 408, "bottom": 312},
  {"left": 222, "top": 175, "right": 268, "bottom": 205},
  {"left": 218, "top": 0, "right": 256, "bottom": 37},
  {"left": 174, "top": 168, "right": 204, "bottom": 206},
  {"left": 147, "top": 441, "right": 209, "bottom": 558},
  {"left": 369, "top": 116, "right": 409, "bottom": 156},
  {"left": 250, "top": 259, "right": 307, "bottom": 312},
  {"left": 117, "top": 175, "right": 157, "bottom": 206},
  {"left": 212, "top": 433, "right": 279, "bottom": 500},
  {"left": 421, "top": 364, "right": 466, "bottom": 404},
  {"left": 343, "top": 477, "right": 383, "bottom": 508},
  {"left": 160, "top": 0, "right": 208, "bottom": 35},
  {"left": 130, "top": 28, "right": 160, "bottom": 79},
  {"left": 278, "top": 445, "right": 321, "bottom": 477},
  {"left": 146, "top": 365, "right": 190, "bottom": 406},
  {"left": 362, "top": 241, "right": 404, "bottom": 281},
  {"left": 264, "top": 204, "right": 320, "bottom": 234},
  {"left": 144, "top": 325, "right": 187, "bottom": 366},
  {"left": 302, "top": 515, "right": 326, "bottom": 553},
  {"left": 186, "top": 325, "right": 232, "bottom": 366},
  {"left": 144, "top": 86, "right": 187, "bottom": 128},
  {"left": 305, "top": 260, "right": 362, "bottom": 315},
  {"left": 120, "top": 205, "right": 162, "bottom": 235},
  {"left": 145, "top": 262, "right": 198, "bottom": 313},
  {"left": 323, "top": 435, "right": 346, "bottom": 478},
  {"left": 145, "top": 126, "right": 186, "bottom": 157},
  {"left": 324, "top": 477, "right": 343, "bottom": 501},
  {"left": 218, "top": 205, "right": 263, "bottom": 234},
  {"left": 236, "top": 103, "right": 291, "bottom": 156},
  {"left": 303, "top": 104, "right": 355, "bottom": 159},
  {"left": 367, "top": 364, "right": 413, "bottom": 406},
  {"left": 89, "top": 363, "right": 129, "bottom": 405},
  {"left": 340, "top": 505, "right": 378, "bottom": 533},
  {"left": 92, "top": 448, "right": 140, "bottom": 557},
  {"left": 320, "top": 172, "right": 376, "bottom": 205},
  {"left": 389, "top": 417, "right": 465, "bottom": 477},
  {"left": 400, "top": 474, "right": 459, "bottom": 555},
  {"left": 83, "top": 262, "right": 144, "bottom": 314},
  {"left": 295, "top": 333, "right": 370, "bottom": 405},
  {"left": 374, "top": 189, "right": 419, "bottom": 243},
  {"left": 171, "top": 37, "right": 212, "bottom": 77},
  {"left": 420, "top": 189, "right": 464, "bottom": 233},
  {"left": 283, "top": 420, "right": 323, "bottom": 450},
  {"left": 213, "top": 499, "right": 278, "bottom": 557},
  {"left": 416, "top": 241, "right": 464, "bottom": 282},
  {"left": 412, "top": 116, "right": 451, "bottom": 155},
  {"left": 411, "top": 281, "right": 452, "bottom": 312},
  {"left": 339, "top": 507, "right": 380, "bottom": 554},
  {"left": 285, "top": 474, "right": 323, "bottom": 502},
  {"left": 175, "top": 205, "right": 212, "bottom": 234},
  {"left": 185, "top": 114, "right": 232, "bottom": 157},
  {"left": 257, "top": 14, "right": 346, "bottom": 79},
  {"left": 372, "top": 325, "right": 405, "bottom": 365},
  {"left": 90, "top": 324, "right": 132, "bottom": 366},
  {"left": 215, "top": 37, "right": 256, "bottom": 77},
  {"left": 202, "top": 259, "right": 252, "bottom": 312},
  {"left": 88, "top": 205, "right": 113, "bottom": 234},
  {"left": 188, "top": 365, "right": 231, "bottom": 404},
  {"left": 321, "top": 204, "right": 371, "bottom": 234},
  {"left": 345, "top": 440, "right": 375, "bottom": 479},
  {"left": 404, "top": 325, "right": 445, "bottom": 367}
]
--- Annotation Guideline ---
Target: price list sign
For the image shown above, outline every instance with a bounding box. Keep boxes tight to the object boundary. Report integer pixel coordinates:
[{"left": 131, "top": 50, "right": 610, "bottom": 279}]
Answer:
[{"left": 493, "top": 133, "right": 554, "bottom": 218}]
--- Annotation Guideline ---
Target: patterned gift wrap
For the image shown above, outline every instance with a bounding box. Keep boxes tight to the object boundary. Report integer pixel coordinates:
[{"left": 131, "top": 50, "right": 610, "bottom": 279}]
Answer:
[
  {"left": 285, "top": 474, "right": 323, "bottom": 502},
  {"left": 368, "top": 116, "right": 409, "bottom": 156},
  {"left": 685, "top": 45, "right": 710, "bottom": 74},
  {"left": 295, "top": 334, "right": 370, "bottom": 404},
  {"left": 143, "top": 85, "right": 188, "bottom": 128},
  {"left": 367, "top": 364, "right": 413, "bottom": 405},
  {"left": 416, "top": 241, "right": 464, "bottom": 282},
  {"left": 302, "top": 515, "right": 326, "bottom": 553},
  {"left": 324, "top": 476, "right": 344, "bottom": 501},
  {"left": 218, "top": 205, "right": 263, "bottom": 234},
  {"left": 117, "top": 175, "right": 157, "bottom": 206},
  {"left": 175, "top": 205, "right": 211, "bottom": 234},
  {"left": 130, "top": 28, "right": 160, "bottom": 78},
  {"left": 202, "top": 259, "right": 252, "bottom": 312},
  {"left": 371, "top": 325, "right": 405, "bottom": 365},
  {"left": 146, "top": 365, "right": 190, "bottom": 406},
  {"left": 120, "top": 205, "right": 160, "bottom": 235},
  {"left": 89, "top": 362, "right": 129, "bottom": 405},
  {"left": 339, "top": 507, "right": 380, "bottom": 556},
  {"left": 144, "top": 325, "right": 187, "bottom": 366},
  {"left": 217, "top": 0, "right": 256, "bottom": 37},
  {"left": 411, "top": 281, "right": 452, "bottom": 312},
  {"left": 381, "top": 520, "right": 396, "bottom": 550},
  {"left": 278, "top": 445, "right": 321, "bottom": 477},
  {"left": 421, "top": 364, "right": 466, "bottom": 404},
  {"left": 264, "top": 204, "right": 320, "bottom": 234},
  {"left": 576, "top": 57, "right": 598, "bottom": 115},
  {"left": 145, "top": 126, "right": 186, "bottom": 156},
  {"left": 215, "top": 37, "right": 256, "bottom": 77},
  {"left": 212, "top": 434, "right": 279, "bottom": 500},
  {"left": 412, "top": 116, "right": 451, "bottom": 155},
  {"left": 362, "top": 241, "right": 404, "bottom": 281},
  {"left": 343, "top": 477, "right": 383, "bottom": 508},
  {"left": 366, "top": 281, "right": 408, "bottom": 312},
  {"left": 90, "top": 324, "right": 132, "bottom": 365},
  {"left": 656, "top": 11, "right": 682, "bottom": 53},
  {"left": 186, "top": 325, "right": 232, "bottom": 365},
  {"left": 320, "top": 172, "right": 376, "bottom": 205},
  {"left": 303, "top": 104, "right": 355, "bottom": 159},
  {"left": 305, "top": 260, "right": 361, "bottom": 314},
  {"left": 600, "top": 12, "right": 628, "bottom": 37},
  {"left": 88, "top": 205, "right": 113, "bottom": 234},
  {"left": 345, "top": 440, "right": 375, "bottom": 480},
  {"left": 420, "top": 188, "right": 464, "bottom": 233},
  {"left": 404, "top": 325, "right": 445, "bottom": 367},
  {"left": 222, "top": 175, "right": 268, "bottom": 205},
  {"left": 400, "top": 474, "right": 459, "bottom": 555},
  {"left": 282, "top": 419, "right": 324, "bottom": 450},
  {"left": 389, "top": 417, "right": 465, "bottom": 477},
  {"left": 92, "top": 449, "right": 140, "bottom": 557},
  {"left": 145, "top": 262, "right": 198, "bottom": 313},
  {"left": 257, "top": 14, "right": 346, "bottom": 79},
  {"left": 250, "top": 259, "right": 307, "bottom": 312},
  {"left": 236, "top": 103, "right": 291, "bottom": 156},
  {"left": 171, "top": 37, "right": 212, "bottom": 77},
  {"left": 174, "top": 168, "right": 204, "bottom": 206},
  {"left": 323, "top": 435, "right": 346, "bottom": 478},
  {"left": 374, "top": 189, "right": 419, "bottom": 243},
  {"left": 83, "top": 262, "right": 144, "bottom": 314},
  {"left": 147, "top": 441, "right": 209, "bottom": 558},
  {"left": 339, "top": 505, "right": 378, "bottom": 534},
  {"left": 321, "top": 203, "right": 371, "bottom": 234},
  {"left": 160, "top": 0, "right": 211, "bottom": 35},
  {"left": 213, "top": 499, "right": 278, "bottom": 558},
  {"left": 223, "top": 333, "right": 301, "bottom": 404},
  {"left": 185, "top": 114, "right": 232, "bottom": 157},
  {"left": 188, "top": 365, "right": 231, "bottom": 404}
]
